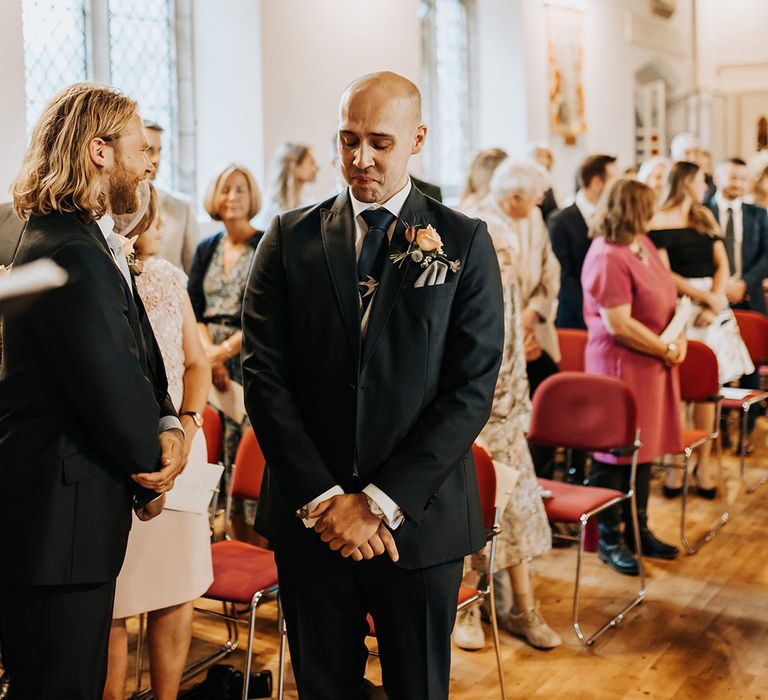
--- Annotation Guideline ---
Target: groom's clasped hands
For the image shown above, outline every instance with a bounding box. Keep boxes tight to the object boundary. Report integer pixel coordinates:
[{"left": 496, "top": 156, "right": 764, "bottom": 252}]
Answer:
[{"left": 311, "top": 494, "right": 400, "bottom": 563}]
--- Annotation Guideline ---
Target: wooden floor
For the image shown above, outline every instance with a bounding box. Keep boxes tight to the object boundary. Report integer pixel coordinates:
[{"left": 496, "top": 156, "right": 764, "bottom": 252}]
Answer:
[{"left": 128, "top": 419, "right": 768, "bottom": 699}]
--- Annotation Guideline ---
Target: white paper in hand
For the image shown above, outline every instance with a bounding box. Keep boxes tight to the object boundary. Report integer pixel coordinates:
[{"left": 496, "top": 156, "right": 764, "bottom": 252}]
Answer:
[
  {"left": 208, "top": 380, "right": 246, "bottom": 424},
  {"left": 165, "top": 462, "right": 224, "bottom": 514},
  {"left": 660, "top": 296, "right": 693, "bottom": 343}
]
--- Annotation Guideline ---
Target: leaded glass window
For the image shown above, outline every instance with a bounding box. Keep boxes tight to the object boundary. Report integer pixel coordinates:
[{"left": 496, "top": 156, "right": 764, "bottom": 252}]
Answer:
[
  {"left": 21, "top": 0, "right": 88, "bottom": 133},
  {"left": 109, "top": 0, "right": 177, "bottom": 191}
]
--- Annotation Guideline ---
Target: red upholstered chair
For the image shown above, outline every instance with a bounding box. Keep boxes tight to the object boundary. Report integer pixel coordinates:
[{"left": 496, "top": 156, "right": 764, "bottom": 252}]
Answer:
[
  {"left": 528, "top": 372, "right": 644, "bottom": 646},
  {"left": 556, "top": 328, "right": 588, "bottom": 372},
  {"left": 194, "top": 426, "right": 284, "bottom": 699},
  {"left": 658, "top": 341, "right": 729, "bottom": 554},
  {"left": 203, "top": 405, "right": 224, "bottom": 465},
  {"left": 728, "top": 311, "right": 768, "bottom": 492}
]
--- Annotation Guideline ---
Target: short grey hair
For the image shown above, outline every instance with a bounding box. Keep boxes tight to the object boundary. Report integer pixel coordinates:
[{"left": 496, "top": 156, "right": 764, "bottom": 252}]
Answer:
[
  {"left": 489, "top": 158, "right": 548, "bottom": 200},
  {"left": 670, "top": 132, "right": 699, "bottom": 161}
]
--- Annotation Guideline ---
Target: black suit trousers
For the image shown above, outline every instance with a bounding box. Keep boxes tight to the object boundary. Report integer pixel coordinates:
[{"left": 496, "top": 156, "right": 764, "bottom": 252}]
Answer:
[
  {"left": 275, "top": 523, "right": 463, "bottom": 700},
  {"left": 0, "top": 580, "right": 115, "bottom": 700}
]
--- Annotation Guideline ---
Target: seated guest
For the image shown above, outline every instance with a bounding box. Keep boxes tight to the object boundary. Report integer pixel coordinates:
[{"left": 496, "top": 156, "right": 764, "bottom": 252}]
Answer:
[
  {"left": 188, "top": 163, "right": 263, "bottom": 540},
  {"left": 104, "top": 182, "right": 212, "bottom": 700},
  {"left": 459, "top": 148, "right": 508, "bottom": 210},
  {"left": 582, "top": 178, "right": 683, "bottom": 573},
  {"left": 549, "top": 154, "right": 618, "bottom": 330},
  {"left": 637, "top": 156, "right": 672, "bottom": 205},
  {"left": 258, "top": 142, "right": 318, "bottom": 228},
  {"left": 529, "top": 142, "right": 559, "bottom": 221},
  {"left": 706, "top": 158, "right": 768, "bottom": 315},
  {"left": 472, "top": 159, "right": 561, "bottom": 476},
  {"left": 455, "top": 198, "right": 561, "bottom": 651},
  {"left": 144, "top": 120, "right": 201, "bottom": 272},
  {"left": 650, "top": 162, "right": 753, "bottom": 497}
]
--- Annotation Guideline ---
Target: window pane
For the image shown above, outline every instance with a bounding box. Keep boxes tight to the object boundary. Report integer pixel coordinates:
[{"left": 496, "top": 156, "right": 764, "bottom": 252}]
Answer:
[
  {"left": 434, "top": 0, "right": 470, "bottom": 189},
  {"left": 109, "top": 0, "right": 177, "bottom": 191},
  {"left": 21, "top": 0, "right": 88, "bottom": 133}
]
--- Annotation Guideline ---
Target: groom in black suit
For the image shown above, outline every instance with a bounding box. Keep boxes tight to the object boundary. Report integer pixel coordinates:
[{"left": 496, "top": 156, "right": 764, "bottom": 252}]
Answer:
[
  {"left": 0, "top": 83, "right": 185, "bottom": 699},
  {"left": 242, "top": 72, "right": 504, "bottom": 698}
]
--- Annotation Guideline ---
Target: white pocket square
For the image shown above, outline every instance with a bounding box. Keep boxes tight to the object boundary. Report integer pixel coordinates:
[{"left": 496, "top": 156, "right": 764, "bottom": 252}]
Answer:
[{"left": 413, "top": 260, "right": 448, "bottom": 288}]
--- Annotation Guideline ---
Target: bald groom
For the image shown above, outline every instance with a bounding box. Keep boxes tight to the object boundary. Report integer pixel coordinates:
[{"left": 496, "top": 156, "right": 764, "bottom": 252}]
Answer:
[{"left": 242, "top": 72, "right": 504, "bottom": 699}]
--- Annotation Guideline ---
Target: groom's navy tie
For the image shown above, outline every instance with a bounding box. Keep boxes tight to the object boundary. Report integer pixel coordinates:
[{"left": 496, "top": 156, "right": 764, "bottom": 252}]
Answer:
[{"left": 358, "top": 208, "right": 397, "bottom": 314}]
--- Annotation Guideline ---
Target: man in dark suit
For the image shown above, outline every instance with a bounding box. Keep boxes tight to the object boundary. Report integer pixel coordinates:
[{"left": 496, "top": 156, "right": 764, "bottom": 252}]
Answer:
[
  {"left": 242, "top": 72, "right": 503, "bottom": 699},
  {"left": 706, "top": 158, "right": 768, "bottom": 315},
  {"left": 549, "top": 154, "right": 618, "bottom": 330},
  {"left": 707, "top": 158, "right": 768, "bottom": 443},
  {"left": 0, "top": 83, "right": 185, "bottom": 700}
]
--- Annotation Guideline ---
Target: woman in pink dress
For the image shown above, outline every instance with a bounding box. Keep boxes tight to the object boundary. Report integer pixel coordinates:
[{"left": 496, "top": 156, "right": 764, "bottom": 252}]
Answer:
[{"left": 581, "top": 179, "right": 685, "bottom": 575}]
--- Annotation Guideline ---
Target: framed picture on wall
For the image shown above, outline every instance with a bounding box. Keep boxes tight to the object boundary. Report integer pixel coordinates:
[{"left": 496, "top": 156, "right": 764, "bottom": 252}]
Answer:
[{"left": 546, "top": 5, "right": 587, "bottom": 144}]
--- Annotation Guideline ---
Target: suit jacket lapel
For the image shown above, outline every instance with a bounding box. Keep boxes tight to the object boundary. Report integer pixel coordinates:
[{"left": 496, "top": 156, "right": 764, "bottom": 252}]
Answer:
[
  {"left": 362, "top": 188, "right": 435, "bottom": 369},
  {"left": 321, "top": 191, "right": 361, "bottom": 364}
]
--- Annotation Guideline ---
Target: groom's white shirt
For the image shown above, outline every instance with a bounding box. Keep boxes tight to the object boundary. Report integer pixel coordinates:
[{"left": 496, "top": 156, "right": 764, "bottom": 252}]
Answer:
[{"left": 298, "top": 181, "right": 413, "bottom": 529}]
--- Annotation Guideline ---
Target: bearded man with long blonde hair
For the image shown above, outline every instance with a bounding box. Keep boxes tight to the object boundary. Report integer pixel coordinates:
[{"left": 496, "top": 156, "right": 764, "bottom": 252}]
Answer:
[{"left": 0, "top": 83, "right": 185, "bottom": 700}]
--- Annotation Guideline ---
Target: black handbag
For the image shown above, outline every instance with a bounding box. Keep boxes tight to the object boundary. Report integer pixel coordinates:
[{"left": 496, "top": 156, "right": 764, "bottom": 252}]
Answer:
[{"left": 178, "top": 664, "right": 272, "bottom": 699}]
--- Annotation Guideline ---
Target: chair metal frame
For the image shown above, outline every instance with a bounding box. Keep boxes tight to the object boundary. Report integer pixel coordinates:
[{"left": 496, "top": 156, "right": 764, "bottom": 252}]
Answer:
[
  {"left": 730, "top": 310, "right": 768, "bottom": 493},
  {"left": 547, "top": 429, "right": 646, "bottom": 646},
  {"left": 724, "top": 388, "right": 768, "bottom": 493},
  {"left": 456, "top": 502, "right": 507, "bottom": 699},
  {"left": 132, "top": 430, "right": 286, "bottom": 700}
]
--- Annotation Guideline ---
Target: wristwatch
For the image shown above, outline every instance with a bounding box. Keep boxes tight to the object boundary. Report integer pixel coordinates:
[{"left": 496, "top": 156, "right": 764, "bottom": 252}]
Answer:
[
  {"left": 364, "top": 494, "right": 385, "bottom": 519},
  {"left": 180, "top": 411, "right": 203, "bottom": 428},
  {"left": 665, "top": 342, "right": 677, "bottom": 357}
]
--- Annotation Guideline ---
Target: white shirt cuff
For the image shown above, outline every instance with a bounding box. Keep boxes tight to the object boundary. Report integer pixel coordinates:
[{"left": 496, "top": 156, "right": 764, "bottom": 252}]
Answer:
[
  {"left": 297, "top": 485, "right": 345, "bottom": 527},
  {"left": 159, "top": 416, "right": 183, "bottom": 434},
  {"left": 363, "top": 484, "right": 405, "bottom": 530}
]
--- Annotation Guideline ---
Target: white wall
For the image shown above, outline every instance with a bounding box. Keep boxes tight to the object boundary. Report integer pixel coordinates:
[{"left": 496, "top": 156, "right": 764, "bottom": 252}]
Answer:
[
  {"left": 473, "top": 0, "right": 696, "bottom": 201},
  {"left": 0, "top": 1, "right": 29, "bottom": 199},
  {"left": 258, "top": 0, "right": 421, "bottom": 204},
  {"left": 193, "top": 0, "right": 264, "bottom": 206}
]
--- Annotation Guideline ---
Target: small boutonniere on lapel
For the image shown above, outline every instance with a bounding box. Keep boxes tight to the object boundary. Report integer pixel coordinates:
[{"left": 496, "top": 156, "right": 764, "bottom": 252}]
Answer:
[
  {"left": 116, "top": 233, "right": 143, "bottom": 277},
  {"left": 389, "top": 224, "right": 461, "bottom": 273}
]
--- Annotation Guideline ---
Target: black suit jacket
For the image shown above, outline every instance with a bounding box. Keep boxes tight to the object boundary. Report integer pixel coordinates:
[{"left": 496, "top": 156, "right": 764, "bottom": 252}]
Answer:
[
  {"left": 0, "top": 212, "right": 176, "bottom": 585},
  {"left": 548, "top": 203, "right": 590, "bottom": 329},
  {"left": 706, "top": 199, "right": 768, "bottom": 314},
  {"left": 410, "top": 175, "right": 443, "bottom": 203},
  {"left": 242, "top": 186, "right": 504, "bottom": 570}
]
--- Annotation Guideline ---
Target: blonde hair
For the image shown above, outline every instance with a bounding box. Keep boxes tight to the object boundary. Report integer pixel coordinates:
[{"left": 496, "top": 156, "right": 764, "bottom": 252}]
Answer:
[
  {"left": 13, "top": 83, "right": 137, "bottom": 221},
  {"left": 461, "top": 148, "right": 508, "bottom": 204},
  {"left": 264, "top": 143, "right": 311, "bottom": 213},
  {"left": 591, "top": 178, "right": 656, "bottom": 244},
  {"left": 203, "top": 163, "right": 262, "bottom": 221}
]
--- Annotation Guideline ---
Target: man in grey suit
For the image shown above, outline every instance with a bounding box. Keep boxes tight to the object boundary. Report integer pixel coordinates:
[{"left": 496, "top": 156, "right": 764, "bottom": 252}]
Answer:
[{"left": 144, "top": 121, "right": 200, "bottom": 272}]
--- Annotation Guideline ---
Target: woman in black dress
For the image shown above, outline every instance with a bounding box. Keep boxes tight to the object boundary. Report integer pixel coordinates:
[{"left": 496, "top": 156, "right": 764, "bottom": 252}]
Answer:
[{"left": 649, "top": 161, "right": 753, "bottom": 499}]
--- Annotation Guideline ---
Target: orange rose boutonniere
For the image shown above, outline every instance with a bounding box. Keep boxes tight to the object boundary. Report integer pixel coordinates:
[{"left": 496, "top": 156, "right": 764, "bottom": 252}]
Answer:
[{"left": 391, "top": 223, "right": 461, "bottom": 273}]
